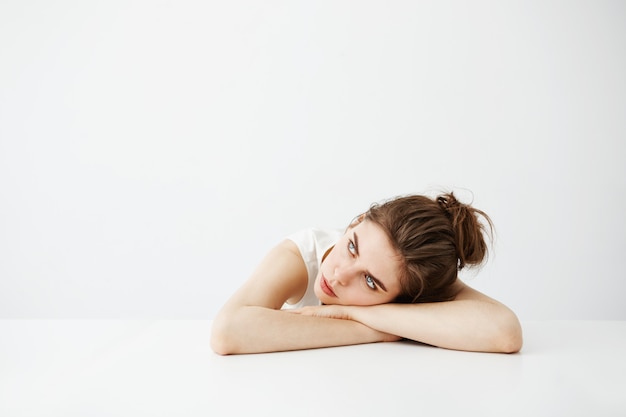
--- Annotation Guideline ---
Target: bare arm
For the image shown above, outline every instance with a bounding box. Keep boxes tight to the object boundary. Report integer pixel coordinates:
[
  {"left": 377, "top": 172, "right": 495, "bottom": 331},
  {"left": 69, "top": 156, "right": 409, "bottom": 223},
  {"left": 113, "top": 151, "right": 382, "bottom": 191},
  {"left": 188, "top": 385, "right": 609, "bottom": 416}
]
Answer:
[
  {"left": 294, "top": 282, "right": 523, "bottom": 353},
  {"left": 211, "top": 305, "right": 398, "bottom": 354},
  {"left": 210, "top": 240, "right": 398, "bottom": 355}
]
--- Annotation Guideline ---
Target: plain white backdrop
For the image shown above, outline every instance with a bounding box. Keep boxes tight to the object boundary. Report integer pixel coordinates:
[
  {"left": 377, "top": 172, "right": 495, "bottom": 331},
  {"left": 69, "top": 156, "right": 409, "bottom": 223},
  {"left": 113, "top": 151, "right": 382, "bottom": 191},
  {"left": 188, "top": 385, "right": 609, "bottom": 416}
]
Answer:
[{"left": 1, "top": 0, "right": 624, "bottom": 320}]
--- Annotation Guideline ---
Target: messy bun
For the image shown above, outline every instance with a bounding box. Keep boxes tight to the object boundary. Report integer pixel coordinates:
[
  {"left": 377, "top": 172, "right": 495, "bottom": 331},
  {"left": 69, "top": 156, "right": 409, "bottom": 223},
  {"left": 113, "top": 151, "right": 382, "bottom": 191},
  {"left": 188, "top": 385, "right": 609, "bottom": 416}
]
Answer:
[
  {"left": 436, "top": 193, "right": 493, "bottom": 269},
  {"left": 364, "top": 192, "right": 493, "bottom": 303}
]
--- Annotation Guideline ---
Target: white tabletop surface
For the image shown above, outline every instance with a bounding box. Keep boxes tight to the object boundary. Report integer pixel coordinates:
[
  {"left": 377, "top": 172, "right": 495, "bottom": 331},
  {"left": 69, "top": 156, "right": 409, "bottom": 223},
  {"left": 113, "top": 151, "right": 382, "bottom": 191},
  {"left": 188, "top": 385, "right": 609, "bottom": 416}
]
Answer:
[{"left": 1, "top": 320, "right": 625, "bottom": 417}]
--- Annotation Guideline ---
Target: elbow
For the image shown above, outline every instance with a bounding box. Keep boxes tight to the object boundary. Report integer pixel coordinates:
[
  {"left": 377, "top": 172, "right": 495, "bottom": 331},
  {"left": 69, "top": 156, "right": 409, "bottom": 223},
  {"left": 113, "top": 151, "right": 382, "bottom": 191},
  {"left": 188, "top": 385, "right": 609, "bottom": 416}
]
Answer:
[
  {"left": 497, "top": 329, "right": 523, "bottom": 354},
  {"left": 210, "top": 335, "right": 232, "bottom": 356},
  {"left": 494, "top": 312, "right": 523, "bottom": 354},
  {"left": 210, "top": 316, "right": 238, "bottom": 355}
]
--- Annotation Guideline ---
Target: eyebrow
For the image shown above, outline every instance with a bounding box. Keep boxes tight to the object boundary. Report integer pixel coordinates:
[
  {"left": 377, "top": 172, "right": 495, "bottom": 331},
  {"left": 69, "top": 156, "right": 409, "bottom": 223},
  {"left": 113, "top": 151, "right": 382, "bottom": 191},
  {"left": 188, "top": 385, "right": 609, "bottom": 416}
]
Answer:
[{"left": 353, "top": 232, "right": 388, "bottom": 292}]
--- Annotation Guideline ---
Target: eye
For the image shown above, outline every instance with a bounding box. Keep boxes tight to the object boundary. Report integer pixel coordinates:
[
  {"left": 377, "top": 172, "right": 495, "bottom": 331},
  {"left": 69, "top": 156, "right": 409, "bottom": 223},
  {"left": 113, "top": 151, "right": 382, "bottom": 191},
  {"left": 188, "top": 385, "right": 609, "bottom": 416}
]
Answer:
[
  {"left": 348, "top": 240, "right": 357, "bottom": 256},
  {"left": 365, "top": 275, "right": 377, "bottom": 290}
]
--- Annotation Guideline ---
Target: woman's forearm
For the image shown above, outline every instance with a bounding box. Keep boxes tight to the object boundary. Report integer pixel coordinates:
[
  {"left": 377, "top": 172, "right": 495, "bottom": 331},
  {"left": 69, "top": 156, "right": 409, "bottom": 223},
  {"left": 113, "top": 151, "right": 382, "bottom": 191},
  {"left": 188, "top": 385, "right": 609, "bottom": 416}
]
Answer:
[
  {"left": 346, "top": 300, "right": 523, "bottom": 353},
  {"left": 210, "top": 306, "right": 397, "bottom": 355}
]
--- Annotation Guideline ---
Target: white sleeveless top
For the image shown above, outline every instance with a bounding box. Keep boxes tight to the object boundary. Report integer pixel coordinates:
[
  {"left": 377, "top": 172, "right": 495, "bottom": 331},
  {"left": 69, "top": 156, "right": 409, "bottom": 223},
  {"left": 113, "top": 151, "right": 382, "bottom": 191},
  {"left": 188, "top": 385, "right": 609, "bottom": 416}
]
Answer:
[{"left": 282, "top": 228, "right": 343, "bottom": 310}]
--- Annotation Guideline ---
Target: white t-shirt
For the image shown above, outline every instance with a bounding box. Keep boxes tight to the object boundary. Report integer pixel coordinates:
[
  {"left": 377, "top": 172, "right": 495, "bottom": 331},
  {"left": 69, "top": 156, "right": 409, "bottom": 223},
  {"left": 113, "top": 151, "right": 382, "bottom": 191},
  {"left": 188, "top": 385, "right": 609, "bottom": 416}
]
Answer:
[{"left": 282, "top": 228, "right": 343, "bottom": 310}]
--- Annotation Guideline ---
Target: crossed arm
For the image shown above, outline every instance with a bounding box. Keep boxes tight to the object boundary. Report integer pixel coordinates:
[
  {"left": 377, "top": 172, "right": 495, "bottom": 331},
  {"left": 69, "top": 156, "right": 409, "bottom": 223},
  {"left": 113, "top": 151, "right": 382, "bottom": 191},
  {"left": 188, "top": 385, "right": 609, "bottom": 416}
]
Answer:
[
  {"left": 210, "top": 240, "right": 522, "bottom": 355},
  {"left": 290, "top": 286, "right": 523, "bottom": 353}
]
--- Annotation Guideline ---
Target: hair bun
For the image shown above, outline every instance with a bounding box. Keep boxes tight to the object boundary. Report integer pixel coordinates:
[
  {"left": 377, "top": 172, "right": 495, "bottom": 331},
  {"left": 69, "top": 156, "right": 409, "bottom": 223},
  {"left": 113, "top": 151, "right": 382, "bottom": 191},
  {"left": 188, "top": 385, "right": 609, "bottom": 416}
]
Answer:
[
  {"left": 436, "top": 192, "right": 493, "bottom": 269},
  {"left": 436, "top": 194, "right": 460, "bottom": 212}
]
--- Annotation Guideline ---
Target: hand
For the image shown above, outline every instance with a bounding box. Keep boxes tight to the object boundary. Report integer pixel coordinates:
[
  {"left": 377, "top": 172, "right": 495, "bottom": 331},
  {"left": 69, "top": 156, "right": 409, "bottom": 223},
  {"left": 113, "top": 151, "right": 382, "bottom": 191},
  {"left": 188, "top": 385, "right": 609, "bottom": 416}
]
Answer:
[{"left": 288, "top": 305, "right": 401, "bottom": 342}]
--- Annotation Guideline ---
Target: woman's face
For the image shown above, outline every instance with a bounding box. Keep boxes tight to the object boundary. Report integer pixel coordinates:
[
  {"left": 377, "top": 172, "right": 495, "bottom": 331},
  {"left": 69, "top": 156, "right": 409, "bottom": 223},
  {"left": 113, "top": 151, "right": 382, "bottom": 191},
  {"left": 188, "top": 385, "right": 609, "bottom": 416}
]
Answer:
[{"left": 314, "top": 219, "right": 403, "bottom": 306}]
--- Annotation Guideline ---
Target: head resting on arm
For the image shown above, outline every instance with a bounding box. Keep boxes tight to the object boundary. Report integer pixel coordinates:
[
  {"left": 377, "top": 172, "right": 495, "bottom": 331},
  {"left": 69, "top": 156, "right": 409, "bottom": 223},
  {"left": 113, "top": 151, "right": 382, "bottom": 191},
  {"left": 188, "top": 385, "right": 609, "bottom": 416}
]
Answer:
[{"left": 363, "top": 192, "right": 494, "bottom": 303}]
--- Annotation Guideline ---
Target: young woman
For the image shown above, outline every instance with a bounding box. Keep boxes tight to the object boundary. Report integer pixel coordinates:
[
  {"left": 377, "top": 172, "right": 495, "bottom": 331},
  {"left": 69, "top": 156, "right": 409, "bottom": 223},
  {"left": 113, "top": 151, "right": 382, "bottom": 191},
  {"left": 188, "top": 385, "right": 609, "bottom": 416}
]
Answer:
[{"left": 211, "top": 192, "right": 522, "bottom": 355}]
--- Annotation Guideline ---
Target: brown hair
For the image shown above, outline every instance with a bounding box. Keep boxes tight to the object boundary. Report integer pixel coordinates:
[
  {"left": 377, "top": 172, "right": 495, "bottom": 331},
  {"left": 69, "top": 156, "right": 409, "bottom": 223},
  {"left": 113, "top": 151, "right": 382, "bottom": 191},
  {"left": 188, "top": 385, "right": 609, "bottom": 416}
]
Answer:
[{"left": 364, "top": 192, "right": 494, "bottom": 303}]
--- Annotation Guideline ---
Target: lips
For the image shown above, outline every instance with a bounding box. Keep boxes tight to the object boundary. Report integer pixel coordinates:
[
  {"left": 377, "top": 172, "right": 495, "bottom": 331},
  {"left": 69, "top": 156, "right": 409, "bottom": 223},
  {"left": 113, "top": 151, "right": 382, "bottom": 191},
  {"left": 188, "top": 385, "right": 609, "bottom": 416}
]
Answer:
[{"left": 320, "top": 275, "right": 337, "bottom": 297}]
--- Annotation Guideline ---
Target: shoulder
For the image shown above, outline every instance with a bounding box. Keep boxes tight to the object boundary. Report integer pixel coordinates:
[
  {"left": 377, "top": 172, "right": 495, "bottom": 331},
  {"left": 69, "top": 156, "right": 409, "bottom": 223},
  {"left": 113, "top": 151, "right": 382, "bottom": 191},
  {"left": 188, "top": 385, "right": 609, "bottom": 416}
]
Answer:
[
  {"left": 217, "top": 238, "right": 310, "bottom": 311},
  {"left": 452, "top": 281, "right": 493, "bottom": 302},
  {"left": 453, "top": 280, "right": 515, "bottom": 312}
]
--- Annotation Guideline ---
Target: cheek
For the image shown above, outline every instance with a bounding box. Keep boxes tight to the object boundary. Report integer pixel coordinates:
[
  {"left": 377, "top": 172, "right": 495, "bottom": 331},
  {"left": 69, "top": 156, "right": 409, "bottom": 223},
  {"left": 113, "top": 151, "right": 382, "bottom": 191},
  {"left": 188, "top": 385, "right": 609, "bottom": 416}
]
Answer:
[
  {"left": 320, "top": 251, "right": 339, "bottom": 274},
  {"left": 354, "top": 289, "right": 398, "bottom": 306},
  {"left": 343, "top": 290, "right": 380, "bottom": 306}
]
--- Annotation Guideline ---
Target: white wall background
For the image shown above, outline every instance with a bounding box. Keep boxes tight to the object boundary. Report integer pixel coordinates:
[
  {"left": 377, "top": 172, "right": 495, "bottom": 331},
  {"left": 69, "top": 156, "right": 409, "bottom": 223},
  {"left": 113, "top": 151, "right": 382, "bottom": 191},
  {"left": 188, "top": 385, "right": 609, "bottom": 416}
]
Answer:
[{"left": 1, "top": 0, "right": 624, "bottom": 320}]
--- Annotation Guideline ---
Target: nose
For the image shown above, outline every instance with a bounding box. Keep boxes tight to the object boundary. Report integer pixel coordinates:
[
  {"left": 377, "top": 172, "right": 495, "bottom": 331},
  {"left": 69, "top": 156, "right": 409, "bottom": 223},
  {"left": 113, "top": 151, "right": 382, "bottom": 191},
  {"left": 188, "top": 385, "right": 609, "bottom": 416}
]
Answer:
[{"left": 331, "top": 264, "right": 357, "bottom": 286}]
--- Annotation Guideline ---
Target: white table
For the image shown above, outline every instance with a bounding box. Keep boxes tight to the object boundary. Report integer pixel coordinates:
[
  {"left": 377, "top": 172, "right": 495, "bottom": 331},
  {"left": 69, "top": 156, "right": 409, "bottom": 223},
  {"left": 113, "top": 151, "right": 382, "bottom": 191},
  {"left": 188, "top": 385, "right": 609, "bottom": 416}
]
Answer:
[{"left": 1, "top": 320, "right": 625, "bottom": 416}]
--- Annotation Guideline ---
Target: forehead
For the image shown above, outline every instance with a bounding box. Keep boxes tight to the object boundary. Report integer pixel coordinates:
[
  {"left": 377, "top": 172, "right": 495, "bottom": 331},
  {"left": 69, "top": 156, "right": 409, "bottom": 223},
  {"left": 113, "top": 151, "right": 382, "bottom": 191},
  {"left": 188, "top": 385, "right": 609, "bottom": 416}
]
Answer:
[{"left": 351, "top": 220, "right": 403, "bottom": 292}]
